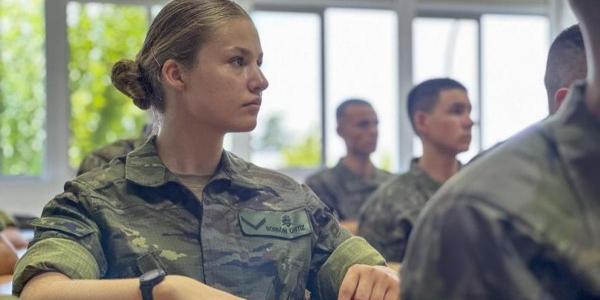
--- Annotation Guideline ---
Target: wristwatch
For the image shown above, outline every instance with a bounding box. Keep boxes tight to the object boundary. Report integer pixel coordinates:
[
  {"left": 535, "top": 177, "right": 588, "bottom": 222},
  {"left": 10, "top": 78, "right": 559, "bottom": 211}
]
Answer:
[{"left": 139, "top": 269, "right": 166, "bottom": 300}]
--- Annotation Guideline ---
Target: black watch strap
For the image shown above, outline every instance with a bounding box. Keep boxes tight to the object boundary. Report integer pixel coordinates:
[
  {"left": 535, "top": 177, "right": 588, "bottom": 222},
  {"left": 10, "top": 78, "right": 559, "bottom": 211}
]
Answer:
[
  {"left": 141, "top": 284, "right": 154, "bottom": 300},
  {"left": 139, "top": 269, "right": 166, "bottom": 300}
]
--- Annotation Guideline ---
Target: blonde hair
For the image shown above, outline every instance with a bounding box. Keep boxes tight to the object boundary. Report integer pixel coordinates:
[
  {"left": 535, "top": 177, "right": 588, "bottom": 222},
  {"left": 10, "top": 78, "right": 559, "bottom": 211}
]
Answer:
[{"left": 111, "top": 0, "right": 250, "bottom": 112}]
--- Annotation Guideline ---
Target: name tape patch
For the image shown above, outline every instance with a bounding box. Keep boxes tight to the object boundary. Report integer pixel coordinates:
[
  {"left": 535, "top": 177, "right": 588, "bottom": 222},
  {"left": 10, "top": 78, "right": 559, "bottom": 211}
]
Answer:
[{"left": 239, "top": 208, "right": 312, "bottom": 239}]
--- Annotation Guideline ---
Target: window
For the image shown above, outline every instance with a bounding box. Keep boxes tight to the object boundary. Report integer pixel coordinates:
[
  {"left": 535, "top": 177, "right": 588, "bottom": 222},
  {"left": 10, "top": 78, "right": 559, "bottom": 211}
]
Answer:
[
  {"left": 413, "top": 14, "right": 549, "bottom": 162},
  {"left": 67, "top": 2, "right": 149, "bottom": 168},
  {"left": 413, "top": 17, "right": 480, "bottom": 162},
  {"left": 325, "top": 8, "right": 399, "bottom": 171},
  {"left": 251, "top": 11, "right": 322, "bottom": 170},
  {"left": 482, "top": 14, "right": 549, "bottom": 148},
  {"left": 0, "top": 0, "right": 46, "bottom": 176}
]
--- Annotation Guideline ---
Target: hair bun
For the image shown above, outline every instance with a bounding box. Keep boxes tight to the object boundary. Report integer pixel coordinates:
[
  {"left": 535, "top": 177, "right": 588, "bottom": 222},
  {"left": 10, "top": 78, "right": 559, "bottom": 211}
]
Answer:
[{"left": 111, "top": 59, "right": 151, "bottom": 110}]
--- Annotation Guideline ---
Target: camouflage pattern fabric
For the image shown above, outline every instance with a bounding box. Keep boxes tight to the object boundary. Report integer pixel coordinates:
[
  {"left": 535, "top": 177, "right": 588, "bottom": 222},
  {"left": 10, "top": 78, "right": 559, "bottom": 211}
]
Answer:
[
  {"left": 402, "top": 81, "right": 600, "bottom": 299},
  {"left": 13, "top": 136, "right": 386, "bottom": 299},
  {"left": 77, "top": 137, "right": 145, "bottom": 176},
  {"left": 306, "top": 160, "right": 392, "bottom": 220},
  {"left": 358, "top": 159, "right": 442, "bottom": 262}
]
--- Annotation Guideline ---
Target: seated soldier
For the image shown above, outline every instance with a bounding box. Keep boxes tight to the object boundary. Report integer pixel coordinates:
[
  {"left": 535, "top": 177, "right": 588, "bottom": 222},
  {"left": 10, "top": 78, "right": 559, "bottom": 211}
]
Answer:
[
  {"left": 77, "top": 124, "right": 151, "bottom": 175},
  {"left": 13, "top": 2, "right": 399, "bottom": 299},
  {"left": 358, "top": 78, "right": 472, "bottom": 262},
  {"left": 306, "top": 99, "right": 392, "bottom": 234},
  {"left": 401, "top": 0, "right": 600, "bottom": 298}
]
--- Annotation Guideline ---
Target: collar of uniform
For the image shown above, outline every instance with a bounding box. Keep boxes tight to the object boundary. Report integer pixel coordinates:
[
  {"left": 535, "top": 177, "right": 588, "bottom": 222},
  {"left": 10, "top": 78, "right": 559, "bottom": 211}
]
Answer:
[
  {"left": 546, "top": 81, "right": 600, "bottom": 206},
  {"left": 125, "top": 135, "right": 263, "bottom": 191},
  {"left": 332, "top": 159, "right": 387, "bottom": 193},
  {"left": 408, "top": 157, "right": 444, "bottom": 193}
]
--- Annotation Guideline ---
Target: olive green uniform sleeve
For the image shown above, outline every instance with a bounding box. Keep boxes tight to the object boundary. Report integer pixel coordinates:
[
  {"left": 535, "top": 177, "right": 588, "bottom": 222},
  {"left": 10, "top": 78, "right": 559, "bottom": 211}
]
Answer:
[
  {"left": 303, "top": 185, "right": 386, "bottom": 299},
  {"left": 12, "top": 181, "right": 107, "bottom": 296}
]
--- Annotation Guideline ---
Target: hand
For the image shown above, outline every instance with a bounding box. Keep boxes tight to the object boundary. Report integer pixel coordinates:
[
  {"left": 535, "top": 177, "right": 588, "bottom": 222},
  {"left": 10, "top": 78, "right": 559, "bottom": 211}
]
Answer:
[
  {"left": 0, "top": 233, "right": 18, "bottom": 275},
  {"left": 340, "top": 220, "right": 359, "bottom": 235},
  {"left": 2, "top": 227, "right": 28, "bottom": 249},
  {"left": 338, "top": 265, "right": 400, "bottom": 300},
  {"left": 155, "top": 275, "right": 246, "bottom": 300}
]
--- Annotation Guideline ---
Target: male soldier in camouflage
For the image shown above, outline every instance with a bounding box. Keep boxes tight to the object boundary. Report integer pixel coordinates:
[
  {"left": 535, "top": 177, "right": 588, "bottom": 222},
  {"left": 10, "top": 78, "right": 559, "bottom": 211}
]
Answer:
[
  {"left": 401, "top": 0, "right": 600, "bottom": 298},
  {"left": 13, "top": 1, "right": 399, "bottom": 299},
  {"left": 358, "top": 78, "right": 473, "bottom": 263},
  {"left": 306, "top": 99, "right": 392, "bottom": 234},
  {"left": 77, "top": 124, "right": 151, "bottom": 175}
]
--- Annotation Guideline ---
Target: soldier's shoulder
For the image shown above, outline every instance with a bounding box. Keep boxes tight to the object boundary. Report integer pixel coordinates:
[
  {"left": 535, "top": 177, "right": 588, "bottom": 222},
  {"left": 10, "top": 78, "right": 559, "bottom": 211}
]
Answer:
[
  {"left": 89, "top": 138, "right": 139, "bottom": 161},
  {"left": 305, "top": 167, "right": 335, "bottom": 185},
  {"left": 72, "top": 156, "right": 127, "bottom": 192},
  {"left": 225, "top": 152, "right": 305, "bottom": 196},
  {"left": 363, "top": 173, "right": 422, "bottom": 211},
  {"left": 429, "top": 123, "right": 555, "bottom": 213},
  {"left": 376, "top": 171, "right": 422, "bottom": 196}
]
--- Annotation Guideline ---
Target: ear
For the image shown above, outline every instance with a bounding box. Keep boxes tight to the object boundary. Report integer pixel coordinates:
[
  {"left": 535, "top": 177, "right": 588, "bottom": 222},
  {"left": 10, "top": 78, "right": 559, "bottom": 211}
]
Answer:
[
  {"left": 336, "top": 123, "right": 344, "bottom": 138},
  {"left": 553, "top": 87, "right": 570, "bottom": 112},
  {"left": 414, "top": 111, "right": 429, "bottom": 136},
  {"left": 161, "top": 59, "right": 186, "bottom": 91}
]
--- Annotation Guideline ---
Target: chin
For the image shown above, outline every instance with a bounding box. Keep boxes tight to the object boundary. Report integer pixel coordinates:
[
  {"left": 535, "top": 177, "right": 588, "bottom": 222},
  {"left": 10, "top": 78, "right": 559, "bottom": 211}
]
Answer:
[{"left": 230, "top": 120, "right": 257, "bottom": 133}]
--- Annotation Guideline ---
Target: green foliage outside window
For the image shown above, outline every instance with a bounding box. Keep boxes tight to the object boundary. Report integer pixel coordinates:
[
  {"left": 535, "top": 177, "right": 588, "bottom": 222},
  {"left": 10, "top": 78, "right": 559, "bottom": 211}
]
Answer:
[
  {"left": 0, "top": 0, "right": 45, "bottom": 176},
  {"left": 68, "top": 3, "right": 148, "bottom": 168},
  {"left": 255, "top": 114, "right": 321, "bottom": 168}
]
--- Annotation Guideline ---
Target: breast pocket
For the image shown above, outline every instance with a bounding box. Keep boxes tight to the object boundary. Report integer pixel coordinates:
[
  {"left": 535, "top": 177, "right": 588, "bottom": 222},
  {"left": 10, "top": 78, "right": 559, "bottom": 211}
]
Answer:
[{"left": 236, "top": 207, "right": 314, "bottom": 299}]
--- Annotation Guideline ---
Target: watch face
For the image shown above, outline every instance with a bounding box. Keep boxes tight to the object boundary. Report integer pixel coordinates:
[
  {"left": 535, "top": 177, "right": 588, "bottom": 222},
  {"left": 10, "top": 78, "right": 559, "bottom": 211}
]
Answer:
[{"left": 140, "top": 269, "right": 166, "bottom": 284}]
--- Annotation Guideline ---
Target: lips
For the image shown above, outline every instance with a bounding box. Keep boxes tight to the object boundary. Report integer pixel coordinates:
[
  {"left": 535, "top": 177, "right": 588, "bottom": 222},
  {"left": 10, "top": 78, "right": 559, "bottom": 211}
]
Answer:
[{"left": 243, "top": 98, "right": 261, "bottom": 107}]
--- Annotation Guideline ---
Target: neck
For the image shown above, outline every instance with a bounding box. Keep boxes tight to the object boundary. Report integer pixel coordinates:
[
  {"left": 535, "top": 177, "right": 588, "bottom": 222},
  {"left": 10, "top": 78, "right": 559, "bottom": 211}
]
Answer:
[
  {"left": 419, "top": 142, "right": 460, "bottom": 183},
  {"left": 157, "top": 114, "right": 224, "bottom": 176},
  {"left": 342, "top": 153, "right": 374, "bottom": 179}
]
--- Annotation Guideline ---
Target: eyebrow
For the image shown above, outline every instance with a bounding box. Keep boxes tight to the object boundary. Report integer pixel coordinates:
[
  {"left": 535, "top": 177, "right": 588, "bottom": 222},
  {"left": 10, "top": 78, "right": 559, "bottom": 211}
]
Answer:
[{"left": 226, "top": 46, "right": 263, "bottom": 58}]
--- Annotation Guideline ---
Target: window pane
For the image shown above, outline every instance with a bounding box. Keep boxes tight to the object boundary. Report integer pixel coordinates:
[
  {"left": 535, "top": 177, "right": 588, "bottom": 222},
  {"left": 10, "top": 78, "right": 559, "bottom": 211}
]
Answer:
[
  {"left": 412, "top": 17, "right": 479, "bottom": 163},
  {"left": 325, "top": 8, "right": 398, "bottom": 171},
  {"left": 0, "top": 0, "right": 45, "bottom": 176},
  {"left": 68, "top": 2, "right": 149, "bottom": 168},
  {"left": 251, "top": 11, "right": 321, "bottom": 169},
  {"left": 482, "top": 14, "right": 549, "bottom": 148}
]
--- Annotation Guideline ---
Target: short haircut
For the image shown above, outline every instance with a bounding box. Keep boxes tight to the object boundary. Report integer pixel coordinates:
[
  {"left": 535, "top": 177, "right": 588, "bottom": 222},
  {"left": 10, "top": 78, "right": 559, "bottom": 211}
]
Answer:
[
  {"left": 544, "top": 24, "right": 586, "bottom": 113},
  {"left": 336, "top": 98, "right": 372, "bottom": 122},
  {"left": 407, "top": 78, "right": 467, "bottom": 133}
]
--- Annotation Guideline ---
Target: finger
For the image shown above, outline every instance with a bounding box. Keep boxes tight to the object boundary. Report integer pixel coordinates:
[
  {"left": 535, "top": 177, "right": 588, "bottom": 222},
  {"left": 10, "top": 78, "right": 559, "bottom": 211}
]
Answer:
[
  {"left": 369, "top": 275, "right": 388, "bottom": 300},
  {"left": 338, "top": 266, "right": 361, "bottom": 300},
  {"left": 353, "top": 267, "right": 376, "bottom": 300},
  {"left": 383, "top": 282, "right": 400, "bottom": 300}
]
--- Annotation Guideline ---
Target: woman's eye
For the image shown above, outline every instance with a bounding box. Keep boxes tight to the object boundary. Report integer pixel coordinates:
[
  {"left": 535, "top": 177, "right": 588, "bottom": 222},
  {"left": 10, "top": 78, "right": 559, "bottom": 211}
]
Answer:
[{"left": 231, "top": 57, "right": 245, "bottom": 66}]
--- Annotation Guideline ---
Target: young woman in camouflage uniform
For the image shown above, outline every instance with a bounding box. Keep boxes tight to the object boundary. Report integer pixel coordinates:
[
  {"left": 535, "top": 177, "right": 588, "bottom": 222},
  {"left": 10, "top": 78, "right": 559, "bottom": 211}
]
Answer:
[{"left": 14, "top": 1, "right": 399, "bottom": 299}]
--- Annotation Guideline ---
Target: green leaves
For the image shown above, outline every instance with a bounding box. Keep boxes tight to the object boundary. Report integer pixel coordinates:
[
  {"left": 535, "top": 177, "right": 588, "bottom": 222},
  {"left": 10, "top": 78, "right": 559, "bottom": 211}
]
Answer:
[
  {"left": 67, "top": 3, "right": 148, "bottom": 168},
  {"left": 0, "top": 0, "right": 45, "bottom": 175}
]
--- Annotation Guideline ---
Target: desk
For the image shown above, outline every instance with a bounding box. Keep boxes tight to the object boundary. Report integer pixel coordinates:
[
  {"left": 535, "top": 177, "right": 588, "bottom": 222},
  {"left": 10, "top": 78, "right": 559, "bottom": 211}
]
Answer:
[{"left": 0, "top": 275, "right": 12, "bottom": 295}]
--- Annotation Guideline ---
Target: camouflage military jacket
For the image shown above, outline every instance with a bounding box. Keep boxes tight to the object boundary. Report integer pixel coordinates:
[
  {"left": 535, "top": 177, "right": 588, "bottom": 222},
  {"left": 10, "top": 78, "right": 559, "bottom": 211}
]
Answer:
[
  {"left": 358, "top": 159, "right": 442, "bottom": 262},
  {"left": 13, "top": 137, "right": 385, "bottom": 299},
  {"left": 77, "top": 137, "right": 145, "bottom": 175},
  {"left": 305, "top": 161, "right": 392, "bottom": 220},
  {"left": 402, "top": 82, "right": 600, "bottom": 299}
]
